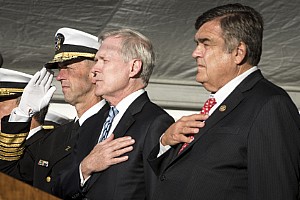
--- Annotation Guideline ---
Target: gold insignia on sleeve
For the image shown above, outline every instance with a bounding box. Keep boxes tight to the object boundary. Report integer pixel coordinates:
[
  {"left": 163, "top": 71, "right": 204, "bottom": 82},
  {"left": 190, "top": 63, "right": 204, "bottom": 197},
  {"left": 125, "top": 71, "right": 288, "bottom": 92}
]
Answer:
[
  {"left": 0, "top": 131, "right": 28, "bottom": 161},
  {"left": 0, "top": 147, "right": 25, "bottom": 161},
  {"left": 0, "top": 132, "right": 28, "bottom": 144},
  {"left": 0, "top": 155, "right": 21, "bottom": 161}
]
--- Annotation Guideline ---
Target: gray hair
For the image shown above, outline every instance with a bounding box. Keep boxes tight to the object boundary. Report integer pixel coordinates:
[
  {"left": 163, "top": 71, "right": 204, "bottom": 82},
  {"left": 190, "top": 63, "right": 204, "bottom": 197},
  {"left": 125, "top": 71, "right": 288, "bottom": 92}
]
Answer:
[{"left": 99, "top": 28, "right": 155, "bottom": 86}]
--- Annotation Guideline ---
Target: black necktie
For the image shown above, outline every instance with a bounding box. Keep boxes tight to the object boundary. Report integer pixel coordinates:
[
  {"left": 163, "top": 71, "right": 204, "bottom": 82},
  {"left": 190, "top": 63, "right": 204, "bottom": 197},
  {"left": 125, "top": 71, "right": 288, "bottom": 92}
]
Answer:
[{"left": 71, "top": 119, "right": 80, "bottom": 137}]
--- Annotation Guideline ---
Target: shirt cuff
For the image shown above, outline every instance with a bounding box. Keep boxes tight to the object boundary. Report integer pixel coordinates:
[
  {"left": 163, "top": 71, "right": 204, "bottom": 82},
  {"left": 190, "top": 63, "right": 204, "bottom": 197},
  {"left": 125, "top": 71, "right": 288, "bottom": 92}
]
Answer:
[
  {"left": 9, "top": 107, "right": 31, "bottom": 122},
  {"left": 157, "top": 133, "right": 171, "bottom": 157},
  {"left": 79, "top": 163, "right": 91, "bottom": 187}
]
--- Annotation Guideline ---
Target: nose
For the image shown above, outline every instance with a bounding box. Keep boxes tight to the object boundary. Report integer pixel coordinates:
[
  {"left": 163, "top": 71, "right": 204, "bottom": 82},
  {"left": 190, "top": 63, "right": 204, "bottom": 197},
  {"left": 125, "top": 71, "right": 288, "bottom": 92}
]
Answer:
[
  {"left": 56, "top": 68, "right": 66, "bottom": 81},
  {"left": 192, "top": 44, "right": 204, "bottom": 59},
  {"left": 90, "top": 63, "right": 101, "bottom": 83},
  {"left": 91, "top": 61, "right": 102, "bottom": 75}
]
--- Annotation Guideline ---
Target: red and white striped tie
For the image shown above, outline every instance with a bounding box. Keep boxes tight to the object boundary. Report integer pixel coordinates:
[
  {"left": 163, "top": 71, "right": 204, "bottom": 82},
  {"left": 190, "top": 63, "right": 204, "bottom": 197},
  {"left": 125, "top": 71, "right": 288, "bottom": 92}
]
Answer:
[{"left": 178, "top": 97, "right": 216, "bottom": 154}]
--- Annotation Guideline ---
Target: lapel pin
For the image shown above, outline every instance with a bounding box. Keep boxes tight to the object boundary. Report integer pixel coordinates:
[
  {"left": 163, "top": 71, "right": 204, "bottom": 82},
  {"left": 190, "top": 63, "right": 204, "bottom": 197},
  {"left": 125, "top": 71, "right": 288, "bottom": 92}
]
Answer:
[
  {"left": 219, "top": 105, "right": 227, "bottom": 112},
  {"left": 38, "top": 159, "right": 49, "bottom": 167}
]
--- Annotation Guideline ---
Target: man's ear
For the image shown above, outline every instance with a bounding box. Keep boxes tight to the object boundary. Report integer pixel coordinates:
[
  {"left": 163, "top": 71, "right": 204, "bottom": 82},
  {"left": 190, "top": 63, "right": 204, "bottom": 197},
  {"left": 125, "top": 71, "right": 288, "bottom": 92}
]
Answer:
[
  {"left": 234, "top": 42, "right": 247, "bottom": 65},
  {"left": 129, "top": 59, "right": 142, "bottom": 77}
]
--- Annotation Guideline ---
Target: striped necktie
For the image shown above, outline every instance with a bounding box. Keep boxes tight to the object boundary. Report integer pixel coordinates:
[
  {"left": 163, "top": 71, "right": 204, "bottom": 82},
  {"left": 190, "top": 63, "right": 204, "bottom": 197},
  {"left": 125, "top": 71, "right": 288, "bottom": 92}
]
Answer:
[{"left": 98, "top": 106, "right": 119, "bottom": 143}]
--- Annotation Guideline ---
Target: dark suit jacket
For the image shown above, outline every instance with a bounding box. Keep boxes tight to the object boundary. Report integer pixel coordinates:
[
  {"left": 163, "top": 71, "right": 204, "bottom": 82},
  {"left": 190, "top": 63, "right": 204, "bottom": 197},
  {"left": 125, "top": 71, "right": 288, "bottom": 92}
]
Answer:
[
  {"left": 53, "top": 92, "right": 175, "bottom": 200},
  {"left": 21, "top": 126, "right": 54, "bottom": 185},
  {"left": 148, "top": 70, "right": 300, "bottom": 200},
  {"left": 0, "top": 103, "right": 109, "bottom": 195}
]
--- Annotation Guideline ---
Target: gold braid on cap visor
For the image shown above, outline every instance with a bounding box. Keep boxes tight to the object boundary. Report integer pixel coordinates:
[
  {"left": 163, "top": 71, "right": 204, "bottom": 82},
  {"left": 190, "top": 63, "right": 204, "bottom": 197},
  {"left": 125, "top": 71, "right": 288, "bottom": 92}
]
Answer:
[
  {"left": 0, "top": 88, "right": 24, "bottom": 96},
  {"left": 51, "top": 52, "right": 96, "bottom": 62}
]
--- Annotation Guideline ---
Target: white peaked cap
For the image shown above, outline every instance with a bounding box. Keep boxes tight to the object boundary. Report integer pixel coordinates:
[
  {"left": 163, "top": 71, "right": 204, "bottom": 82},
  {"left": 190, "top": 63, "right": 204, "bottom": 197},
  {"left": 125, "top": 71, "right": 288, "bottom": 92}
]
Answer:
[
  {"left": 0, "top": 68, "right": 32, "bottom": 83},
  {"left": 45, "top": 27, "right": 100, "bottom": 69},
  {"left": 0, "top": 68, "right": 32, "bottom": 98},
  {"left": 57, "top": 27, "right": 100, "bottom": 50}
]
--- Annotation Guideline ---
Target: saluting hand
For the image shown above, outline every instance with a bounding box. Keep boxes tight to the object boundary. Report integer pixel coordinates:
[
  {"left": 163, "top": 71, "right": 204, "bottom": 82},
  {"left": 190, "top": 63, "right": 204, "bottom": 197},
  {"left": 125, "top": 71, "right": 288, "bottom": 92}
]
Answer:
[{"left": 18, "top": 67, "right": 56, "bottom": 116}]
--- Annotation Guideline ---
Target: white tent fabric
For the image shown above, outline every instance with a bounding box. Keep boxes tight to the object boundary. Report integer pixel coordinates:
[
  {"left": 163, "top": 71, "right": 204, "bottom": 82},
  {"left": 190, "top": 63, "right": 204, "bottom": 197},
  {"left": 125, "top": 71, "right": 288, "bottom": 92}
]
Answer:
[{"left": 1, "top": 0, "right": 299, "bottom": 110}]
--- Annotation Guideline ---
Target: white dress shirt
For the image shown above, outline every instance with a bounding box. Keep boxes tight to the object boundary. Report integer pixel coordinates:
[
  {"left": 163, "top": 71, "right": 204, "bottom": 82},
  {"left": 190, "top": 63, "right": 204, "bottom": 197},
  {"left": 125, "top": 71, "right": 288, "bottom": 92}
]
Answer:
[
  {"left": 77, "top": 99, "right": 107, "bottom": 126},
  {"left": 26, "top": 125, "right": 43, "bottom": 140}
]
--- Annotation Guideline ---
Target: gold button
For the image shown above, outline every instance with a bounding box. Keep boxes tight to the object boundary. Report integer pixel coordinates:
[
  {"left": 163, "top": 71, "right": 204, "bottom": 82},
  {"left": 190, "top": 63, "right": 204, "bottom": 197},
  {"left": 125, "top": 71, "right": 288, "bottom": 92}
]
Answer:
[{"left": 46, "top": 176, "right": 51, "bottom": 183}]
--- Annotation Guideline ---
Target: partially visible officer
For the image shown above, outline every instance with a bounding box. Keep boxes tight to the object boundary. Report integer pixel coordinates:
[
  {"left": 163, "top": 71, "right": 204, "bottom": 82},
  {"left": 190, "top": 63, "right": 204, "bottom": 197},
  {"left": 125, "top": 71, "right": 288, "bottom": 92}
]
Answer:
[
  {"left": 0, "top": 68, "right": 33, "bottom": 129},
  {"left": 0, "top": 68, "right": 54, "bottom": 140},
  {"left": 0, "top": 28, "right": 132, "bottom": 194},
  {"left": 0, "top": 68, "right": 54, "bottom": 181},
  {"left": 0, "top": 68, "right": 71, "bottom": 184}
]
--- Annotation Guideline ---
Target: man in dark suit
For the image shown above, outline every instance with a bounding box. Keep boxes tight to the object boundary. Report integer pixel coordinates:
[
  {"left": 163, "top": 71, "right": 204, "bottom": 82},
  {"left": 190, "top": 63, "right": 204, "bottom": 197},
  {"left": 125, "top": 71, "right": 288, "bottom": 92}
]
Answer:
[
  {"left": 53, "top": 28, "right": 175, "bottom": 200},
  {"left": 148, "top": 3, "right": 300, "bottom": 200},
  {"left": 0, "top": 28, "right": 132, "bottom": 194}
]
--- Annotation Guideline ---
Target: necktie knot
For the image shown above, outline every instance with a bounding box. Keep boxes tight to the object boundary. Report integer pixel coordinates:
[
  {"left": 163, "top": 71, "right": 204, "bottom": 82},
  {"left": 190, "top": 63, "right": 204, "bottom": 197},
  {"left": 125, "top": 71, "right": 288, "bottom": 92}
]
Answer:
[
  {"left": 200, "top": 97, "right": 216, "bottom": 115},
  {"left": 109, "top": 106, "right": 119, "bottom": 119}
]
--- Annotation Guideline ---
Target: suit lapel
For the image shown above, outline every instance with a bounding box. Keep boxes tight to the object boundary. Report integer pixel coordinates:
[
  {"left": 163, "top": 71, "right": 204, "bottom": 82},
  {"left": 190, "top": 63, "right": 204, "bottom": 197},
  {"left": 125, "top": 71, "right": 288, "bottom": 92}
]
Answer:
[
  {"left": 46, "top": 126, "right": 78, "bottom": 170},
  {"left": 113, "top": 112, "right": 135, "bottom": 138},
  {"left": 112, "top": 92, "right": 149, "bottom": 138},
  {"left": 25, "top": 128, "right": 50, "bottom": 146}
]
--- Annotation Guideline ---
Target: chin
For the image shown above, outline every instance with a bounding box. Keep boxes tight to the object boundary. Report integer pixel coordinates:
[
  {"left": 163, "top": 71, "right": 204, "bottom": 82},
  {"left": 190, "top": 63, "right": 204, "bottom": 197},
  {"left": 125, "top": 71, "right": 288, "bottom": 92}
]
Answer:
[
  {"left": 202, "top": 84, "right": 217, "bottom": 93},
  {"left": 95, "top": 91, "right": 103, "bottom": 97},
  {"left": 196, "top": 77, "right": 204, "bottom": 83}
]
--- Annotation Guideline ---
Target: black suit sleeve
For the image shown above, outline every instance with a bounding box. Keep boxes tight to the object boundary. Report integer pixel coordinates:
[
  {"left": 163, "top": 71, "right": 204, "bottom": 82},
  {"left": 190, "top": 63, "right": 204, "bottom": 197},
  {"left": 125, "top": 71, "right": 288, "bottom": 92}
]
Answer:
[
  {"left": 148, "top": 143, "right": 174, "bottom": 177},
  {"left": 143, "top": 113, "right": 175, "bottom": 199},
  {"left": 52, "top": 163, "right": 84, "bottom": 199}
]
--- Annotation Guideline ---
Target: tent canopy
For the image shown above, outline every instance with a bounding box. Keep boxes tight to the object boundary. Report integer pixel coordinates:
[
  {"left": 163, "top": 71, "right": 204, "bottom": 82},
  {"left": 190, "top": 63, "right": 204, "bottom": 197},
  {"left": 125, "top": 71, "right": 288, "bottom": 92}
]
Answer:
[{"left": 1, "top": 0, "right": 299, "bottom": 110}]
